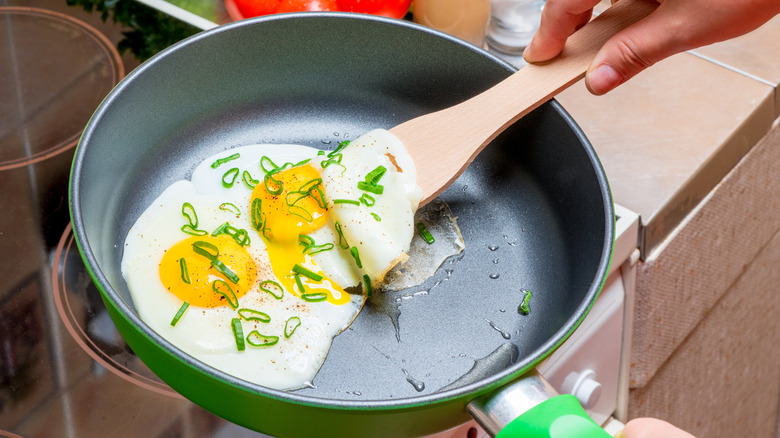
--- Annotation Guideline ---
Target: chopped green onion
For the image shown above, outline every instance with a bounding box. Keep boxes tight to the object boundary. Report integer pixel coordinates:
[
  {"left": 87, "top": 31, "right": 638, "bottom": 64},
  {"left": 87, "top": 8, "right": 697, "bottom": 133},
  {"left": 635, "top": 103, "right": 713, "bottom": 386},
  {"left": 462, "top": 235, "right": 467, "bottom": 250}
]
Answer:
[
  {"left": 321, "top": 153, "right": 343, "bottom": 169},
  {"left": 357, "top": 181, "right": 384, "bottom": 195},
  {"left": 298, "top": 178, "right": 322, "bottom": 194},
  {"left": 222, "top": 168, "right": 240, "bottom": 188},
  {"left": 242, "top": 170, "right": 259, "bottom": 189},
  {"left": 211, "top": 153, "right": 240, "bottom": 169},
  {"left": 284, "top": 316, "right": 301, "bottom": 338},
  {"left": 211, "top": 258, "right": 240, "bottom": 284},
  {"left": 219, "top": 202, "right": 241, "bottom": 216},
  {"left": 416, "top": 222, "right": 435, "bottom": 244},
  {"left": 334, "top": 222, "right": 349, "bottom": 249},
  {"left": 251, "top": 198, "right": 265, "bottom": 231},
  {"left": 371, "top": 213, "right": 382, "bottom": 222},
  {"left": 231, "top": 318, "right": 245, "bottom": 351},
  {"left": 213, "top": 280, "right": 239, "bottom": 308},
  {"left": 292, "top": 264, "right": 323, "bottom": 282},
  {"left": 301, "top": 292, "right": 328, "bottom": 302},
  {"left": 233, "top": 229, "right": 251, "bottom": 246},
  {"left": 349, "top": 246, "right": 362, "bottom": 269},
  {"left": 364, "top": 165, "right": 387, "bottom": 185},
  {"left": 211, "top": 222, "right": 229, "bottom": 236},
  {"left": 287, "top": 204, "right": 313, "bottom": 222},
  {"left": 179, "top": 258, "right": 191, "bottom": 284},
  {"left": 310, "top": 186, "right": 327, "bottom": 209},
  {"left": 308, "top": 243, "right": 334, "bottom": 254},
  {"left": 299, "top": 234, "right": 315, "bottom": 248},
  {"left": 181, "top": 224, "right": 208, "bottom": 236},
  {"left": 294, "top": 158, "right": 311, "bottom": 166},
  {"left": 170, "top": 302, "right": 189, "bottom": 326},
  {"left": 363, "top": 274, "right": 373, "bottom": 298},
  {"left": 327, "top": 140, "right": 349, "bottom": 157},
  {"left": 294, "top": 274, "right": 306, "bottom": 294},
  {"left": 285, "top": 178, "right": 325, "bottom": 212},
  {"left": 246, "top": 330, "right": 279, "bottom": 347},
  {"left": 259, "top": 280, "right": 283, "bottom": 299},
  {"left": 285, "top": 190, "right": 309, "bottom": 207},
  {"left": 518, "top": 290, "right": 532, "bottom": 315},
  {"left": 334, "top": 199, "right": 360, "bottom": 206},
  {"left": 238, "top": 308, "right": 271, "bottom": 323},
  {"left": 181, "top": 202, "right": 198, "bottom": 227},
  {"left": 317, "top": 150, "right": 325, "bottom": 156},
  {"left": 299, "top": 235, "right": 334, "bottom": 255},
  {"left": 359, "top": 193, "right": 375, "bottom": 206},
  {"left": 192, "top": 241, "right": 239, "bottom": 283},
  {"left": 192, "top": 240, "right": 219, "bottom": 259},
  {"left": 212, "top": 222, "right": 250, "bottom": 246},
  {"left": 263, "top": 173, "right": 283, "bottom": 196},
  {"left": 259, "top": 156, "right": 279, "bottom": 173}
]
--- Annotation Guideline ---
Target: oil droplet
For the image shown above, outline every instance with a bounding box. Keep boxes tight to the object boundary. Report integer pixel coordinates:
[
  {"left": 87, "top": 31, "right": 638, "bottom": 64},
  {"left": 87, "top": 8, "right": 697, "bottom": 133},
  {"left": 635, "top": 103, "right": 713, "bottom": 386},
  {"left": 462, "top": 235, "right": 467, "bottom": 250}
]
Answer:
[
  {"left": 321, "top": 139, "right": 332, "bottom": 145},
  {"left": 488, "top": 245, "right": 499, "bottom": 251},
  {"left": 492, "top": 259, "right": 499, "bottom": 264},
  {"left": 352, "top": 391, "right": 362, "bottom": 396},
  {"left": 489, "top": 273, "right": 500, "bottom": 279},
  {"left": 403, "top": 369, "right": 425, "bottom": 392},
  {"left": 486, "top": 319, "right": 511, "bottom": 339}
]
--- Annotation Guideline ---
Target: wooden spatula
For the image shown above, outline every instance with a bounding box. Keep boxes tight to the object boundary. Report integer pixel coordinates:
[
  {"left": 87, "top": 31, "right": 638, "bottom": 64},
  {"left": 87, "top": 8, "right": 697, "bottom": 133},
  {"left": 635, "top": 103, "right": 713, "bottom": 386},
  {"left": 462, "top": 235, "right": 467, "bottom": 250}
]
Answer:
[{"left": 391, "top": 0, "right": 658, "bottom": 205}]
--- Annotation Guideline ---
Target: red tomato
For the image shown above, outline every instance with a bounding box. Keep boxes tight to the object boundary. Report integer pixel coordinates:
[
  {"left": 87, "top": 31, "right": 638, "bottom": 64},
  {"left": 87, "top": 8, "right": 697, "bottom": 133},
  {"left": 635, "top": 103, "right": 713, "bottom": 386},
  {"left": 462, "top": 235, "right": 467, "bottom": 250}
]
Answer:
[
  {"left": 232, "top": 0, "right": 281, "bottom": 18},
  {"left": 336, "top": 0, "right": 412, "bottom": 18},
  {"left": 277, "top": 0, "right": 339, "bottom": 12}
]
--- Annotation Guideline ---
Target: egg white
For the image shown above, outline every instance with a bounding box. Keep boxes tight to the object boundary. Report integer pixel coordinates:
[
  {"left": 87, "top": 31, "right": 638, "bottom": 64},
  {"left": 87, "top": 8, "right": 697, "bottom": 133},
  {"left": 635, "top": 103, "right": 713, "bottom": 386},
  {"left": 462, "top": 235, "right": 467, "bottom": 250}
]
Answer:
[
  {"left": 121, "top": 131, "right": 424, "bottom": 391},
  {"left": 121, "top": 145, "right": 363, "bottom": 390},
  {"left": 319, "top": 129, "right": 424, "bottom": 285}
]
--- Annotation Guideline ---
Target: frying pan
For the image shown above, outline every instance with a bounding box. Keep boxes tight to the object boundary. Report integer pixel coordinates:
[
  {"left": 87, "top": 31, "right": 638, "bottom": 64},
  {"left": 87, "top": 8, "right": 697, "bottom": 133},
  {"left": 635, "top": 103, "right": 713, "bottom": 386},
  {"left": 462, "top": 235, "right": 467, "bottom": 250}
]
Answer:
[{"left": 70, "top": 12, "right": 614, "bottom": 438}]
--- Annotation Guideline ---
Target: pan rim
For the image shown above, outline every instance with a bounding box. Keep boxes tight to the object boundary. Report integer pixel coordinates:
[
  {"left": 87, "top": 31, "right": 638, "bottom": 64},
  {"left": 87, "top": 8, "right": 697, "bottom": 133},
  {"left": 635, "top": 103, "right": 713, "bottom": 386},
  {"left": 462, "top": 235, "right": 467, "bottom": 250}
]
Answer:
[{"left": 69, "top": 11, "right": 615, "bottom": 413}]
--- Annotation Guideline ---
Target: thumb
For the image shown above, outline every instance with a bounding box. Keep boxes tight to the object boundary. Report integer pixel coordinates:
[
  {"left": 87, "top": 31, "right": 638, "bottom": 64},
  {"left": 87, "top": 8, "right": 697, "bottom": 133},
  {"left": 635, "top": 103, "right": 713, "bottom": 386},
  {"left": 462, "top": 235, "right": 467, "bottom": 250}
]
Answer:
[{"left": 585, "top": 3, "right": 680, "bottom": 95}]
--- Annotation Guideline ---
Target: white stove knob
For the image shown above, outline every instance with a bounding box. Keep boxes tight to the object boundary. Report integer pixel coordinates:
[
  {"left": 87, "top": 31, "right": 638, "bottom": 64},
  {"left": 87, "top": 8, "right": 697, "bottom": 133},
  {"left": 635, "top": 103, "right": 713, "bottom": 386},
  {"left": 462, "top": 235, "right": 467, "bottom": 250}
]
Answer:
[{"left": 561, "top": 369, "right": 602, "bottom": 410}]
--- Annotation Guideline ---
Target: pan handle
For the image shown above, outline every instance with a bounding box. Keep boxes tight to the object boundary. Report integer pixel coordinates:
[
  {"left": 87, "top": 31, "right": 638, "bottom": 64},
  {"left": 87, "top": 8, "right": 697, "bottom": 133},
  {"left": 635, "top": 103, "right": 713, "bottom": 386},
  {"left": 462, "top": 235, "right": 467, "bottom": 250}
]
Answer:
[{"left": 467, "top": 370, "right": 614, "bottom": 438}]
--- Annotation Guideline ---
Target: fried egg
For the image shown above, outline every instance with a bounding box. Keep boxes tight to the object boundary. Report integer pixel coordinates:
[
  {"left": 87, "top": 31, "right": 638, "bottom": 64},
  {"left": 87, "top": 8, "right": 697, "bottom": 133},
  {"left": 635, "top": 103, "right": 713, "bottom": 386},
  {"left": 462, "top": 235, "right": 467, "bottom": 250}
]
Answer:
[{"left": 121, "top": 129, "right": 422, "bottom": 390}]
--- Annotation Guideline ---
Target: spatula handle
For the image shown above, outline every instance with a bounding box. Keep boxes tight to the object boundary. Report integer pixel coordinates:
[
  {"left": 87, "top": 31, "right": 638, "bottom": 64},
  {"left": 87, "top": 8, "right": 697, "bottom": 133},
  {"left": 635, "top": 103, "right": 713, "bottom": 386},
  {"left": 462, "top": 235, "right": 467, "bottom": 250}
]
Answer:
[{"left": 395, "top": 0, "right": 658, "bottom": 204}]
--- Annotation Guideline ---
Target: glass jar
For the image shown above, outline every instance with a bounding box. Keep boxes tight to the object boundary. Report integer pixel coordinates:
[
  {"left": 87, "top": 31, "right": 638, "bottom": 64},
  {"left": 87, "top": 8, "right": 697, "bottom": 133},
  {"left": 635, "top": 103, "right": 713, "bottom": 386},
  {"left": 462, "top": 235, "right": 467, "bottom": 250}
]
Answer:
[
  {"left": 486, "top": 0, "right": 546, "bottom": 55},
  {"left": 413, "top": 0, "right": 492, "bottom": 47}
]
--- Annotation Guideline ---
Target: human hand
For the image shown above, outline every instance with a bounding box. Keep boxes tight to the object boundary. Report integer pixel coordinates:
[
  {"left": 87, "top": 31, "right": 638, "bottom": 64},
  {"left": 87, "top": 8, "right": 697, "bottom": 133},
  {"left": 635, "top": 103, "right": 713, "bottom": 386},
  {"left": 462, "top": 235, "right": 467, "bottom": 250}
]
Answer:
[
  {"left": 617, "top": 417, "right": 697, "bottom": 438},
  {"left": 522, "top": 0, "right": 780, "bottom": 95}
]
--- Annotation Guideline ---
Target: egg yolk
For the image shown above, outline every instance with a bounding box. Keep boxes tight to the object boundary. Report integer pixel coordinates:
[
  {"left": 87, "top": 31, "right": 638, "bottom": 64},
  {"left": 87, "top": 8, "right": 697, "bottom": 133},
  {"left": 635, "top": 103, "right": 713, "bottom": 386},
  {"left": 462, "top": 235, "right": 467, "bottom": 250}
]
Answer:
[
  {"left": 159, "top": 235, "right": 257, "bottom": 308},
  {"left": 251, "top": 164, "right": 349, "bottom": 305}
]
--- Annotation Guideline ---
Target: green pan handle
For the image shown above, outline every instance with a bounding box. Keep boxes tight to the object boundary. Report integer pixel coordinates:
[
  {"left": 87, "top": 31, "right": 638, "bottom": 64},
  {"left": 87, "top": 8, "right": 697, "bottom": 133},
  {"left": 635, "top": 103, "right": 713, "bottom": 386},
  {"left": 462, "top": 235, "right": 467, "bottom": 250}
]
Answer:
[
  {"left": 467, "top": 370, "right": 614, "bottom": 438},
  {"left": 496, "top": 394, "right": 612, "bottom": 438}
]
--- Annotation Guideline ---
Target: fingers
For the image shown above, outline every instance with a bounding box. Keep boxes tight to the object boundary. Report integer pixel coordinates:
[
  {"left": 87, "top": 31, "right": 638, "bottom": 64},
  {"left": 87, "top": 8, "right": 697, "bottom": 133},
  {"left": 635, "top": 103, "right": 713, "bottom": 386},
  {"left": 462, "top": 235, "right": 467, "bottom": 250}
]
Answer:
[
  {"left": 586, "top": 1, "right": 680, "bottom": 94},
  {"left": 523, "top": 0, "right": 602, "bottom": 62},
  {"left": 618, "top": 417, "right": 698, "bottom": 438}
]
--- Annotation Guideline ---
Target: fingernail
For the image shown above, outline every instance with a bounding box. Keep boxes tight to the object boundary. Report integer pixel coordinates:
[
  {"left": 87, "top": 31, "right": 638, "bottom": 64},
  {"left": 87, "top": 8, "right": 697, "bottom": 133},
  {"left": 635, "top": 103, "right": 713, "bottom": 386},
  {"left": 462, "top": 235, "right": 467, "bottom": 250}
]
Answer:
[{"left": 586, "top": 64, "right": 623, "bottom": 95}]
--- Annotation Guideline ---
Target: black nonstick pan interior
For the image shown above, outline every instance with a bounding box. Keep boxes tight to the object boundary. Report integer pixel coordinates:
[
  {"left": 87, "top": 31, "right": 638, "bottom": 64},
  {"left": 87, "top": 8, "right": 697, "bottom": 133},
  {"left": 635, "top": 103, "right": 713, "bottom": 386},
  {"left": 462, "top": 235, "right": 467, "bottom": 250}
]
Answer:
[{"left": 71, "top": 12, "right": 613, "bottom": 437}]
